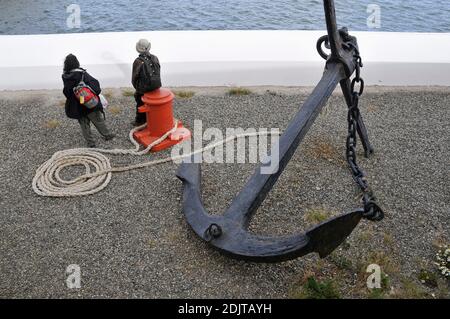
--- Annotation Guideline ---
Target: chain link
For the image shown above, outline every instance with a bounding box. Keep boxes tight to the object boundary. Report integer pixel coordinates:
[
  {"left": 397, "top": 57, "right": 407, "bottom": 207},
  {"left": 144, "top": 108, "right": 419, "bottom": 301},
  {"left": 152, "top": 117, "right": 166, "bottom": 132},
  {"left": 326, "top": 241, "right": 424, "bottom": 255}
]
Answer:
[{"left": 346, "top": 48, "right": 384, "bottom": 222}]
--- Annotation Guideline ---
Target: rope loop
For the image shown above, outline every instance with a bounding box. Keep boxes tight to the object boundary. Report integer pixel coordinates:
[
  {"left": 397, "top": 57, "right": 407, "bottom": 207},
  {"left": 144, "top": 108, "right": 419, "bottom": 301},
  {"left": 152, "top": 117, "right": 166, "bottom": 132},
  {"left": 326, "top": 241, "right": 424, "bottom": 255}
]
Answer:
[
  {"left": 32, "top": 120, "right": 280, "bottom": 197},
  {"left": 32, "top": 121, "right": 177, "bottom": 197}
]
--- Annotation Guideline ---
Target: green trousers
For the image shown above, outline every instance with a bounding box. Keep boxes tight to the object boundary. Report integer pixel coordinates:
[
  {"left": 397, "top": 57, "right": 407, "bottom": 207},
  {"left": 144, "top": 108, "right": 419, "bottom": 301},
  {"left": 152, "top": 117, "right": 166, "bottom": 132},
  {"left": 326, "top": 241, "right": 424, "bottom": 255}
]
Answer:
[{"left": 78, "top": 111, "right": 112, "bottom": 146}]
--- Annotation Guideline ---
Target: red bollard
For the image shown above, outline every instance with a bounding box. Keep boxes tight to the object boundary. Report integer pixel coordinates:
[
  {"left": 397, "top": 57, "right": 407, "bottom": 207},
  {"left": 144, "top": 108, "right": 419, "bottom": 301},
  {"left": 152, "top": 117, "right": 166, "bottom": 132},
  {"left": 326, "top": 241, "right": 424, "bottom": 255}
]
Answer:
[{"left": 133, "top": 88, "right": 191, "bottom": 152}]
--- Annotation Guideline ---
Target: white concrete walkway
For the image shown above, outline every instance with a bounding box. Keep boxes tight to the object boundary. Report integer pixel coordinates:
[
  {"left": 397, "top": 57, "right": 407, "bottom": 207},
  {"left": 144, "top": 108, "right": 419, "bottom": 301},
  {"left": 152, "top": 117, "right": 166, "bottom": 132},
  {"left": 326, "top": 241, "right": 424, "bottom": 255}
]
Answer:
[{"left": 1, "top": 30, "right": 449, "bottom": 90}]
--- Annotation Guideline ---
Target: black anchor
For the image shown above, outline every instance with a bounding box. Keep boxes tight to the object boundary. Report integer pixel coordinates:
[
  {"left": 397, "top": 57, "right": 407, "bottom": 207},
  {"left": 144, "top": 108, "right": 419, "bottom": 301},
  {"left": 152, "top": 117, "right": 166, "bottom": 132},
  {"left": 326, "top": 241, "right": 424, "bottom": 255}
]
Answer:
[{"left": 177, "top": 0, "right": 384, "bottom": 262}]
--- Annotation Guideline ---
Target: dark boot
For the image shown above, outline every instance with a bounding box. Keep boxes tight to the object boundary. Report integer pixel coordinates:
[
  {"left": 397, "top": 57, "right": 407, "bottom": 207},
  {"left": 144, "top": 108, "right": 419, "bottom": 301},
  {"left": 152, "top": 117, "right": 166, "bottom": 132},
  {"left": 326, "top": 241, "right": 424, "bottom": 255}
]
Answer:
[{"left": 134, "top": 92, "right": 146, "bottom": 126}]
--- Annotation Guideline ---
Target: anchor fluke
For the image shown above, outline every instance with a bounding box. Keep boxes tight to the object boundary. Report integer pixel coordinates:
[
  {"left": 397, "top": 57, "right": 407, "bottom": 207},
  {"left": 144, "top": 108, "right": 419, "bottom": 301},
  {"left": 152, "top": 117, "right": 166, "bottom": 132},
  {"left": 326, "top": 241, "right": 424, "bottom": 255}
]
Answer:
[
  {"left": 305, "top": 210, "right": 363, "bottom": 258},
  {"left": 177, "top": 164, "right": 365, "bottom": 262}
]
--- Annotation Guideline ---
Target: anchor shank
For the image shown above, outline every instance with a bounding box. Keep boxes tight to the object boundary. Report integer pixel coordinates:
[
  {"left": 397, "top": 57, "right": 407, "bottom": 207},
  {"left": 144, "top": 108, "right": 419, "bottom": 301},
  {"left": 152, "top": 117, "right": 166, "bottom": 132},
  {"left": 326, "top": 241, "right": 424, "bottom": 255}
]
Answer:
[
  {"left": 225, "top": 63, "right": 346, "bottom": 227},
  {"left": 323, "top": 0, "right": 342, "bottom": 61}
]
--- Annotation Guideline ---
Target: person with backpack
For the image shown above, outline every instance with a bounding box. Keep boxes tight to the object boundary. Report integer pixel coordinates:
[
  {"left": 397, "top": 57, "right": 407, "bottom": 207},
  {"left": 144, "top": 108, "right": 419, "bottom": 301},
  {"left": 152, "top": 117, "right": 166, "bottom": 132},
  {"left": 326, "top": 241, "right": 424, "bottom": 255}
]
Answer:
[
  {"left": 131, "top": 39, "right": 162, "bottom": 126},
  {"left": 62, "top": 54, "right": 115, "bottom": 148}
]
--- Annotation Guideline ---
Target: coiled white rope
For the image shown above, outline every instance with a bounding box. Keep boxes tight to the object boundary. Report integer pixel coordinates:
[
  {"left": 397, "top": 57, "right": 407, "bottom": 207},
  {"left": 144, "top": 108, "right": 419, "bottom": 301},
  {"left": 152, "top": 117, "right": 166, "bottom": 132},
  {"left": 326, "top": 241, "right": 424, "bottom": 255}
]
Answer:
[{"left": 32, "top": 120, "right": 278, "bottom": 197}]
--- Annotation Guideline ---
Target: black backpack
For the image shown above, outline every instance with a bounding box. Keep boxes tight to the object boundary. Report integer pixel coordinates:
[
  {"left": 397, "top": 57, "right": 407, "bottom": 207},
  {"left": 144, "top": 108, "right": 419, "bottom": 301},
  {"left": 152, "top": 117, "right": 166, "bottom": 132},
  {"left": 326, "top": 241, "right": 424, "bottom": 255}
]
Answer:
[{"left": 136, "top": 54, "right": 162, "bottom": 93}]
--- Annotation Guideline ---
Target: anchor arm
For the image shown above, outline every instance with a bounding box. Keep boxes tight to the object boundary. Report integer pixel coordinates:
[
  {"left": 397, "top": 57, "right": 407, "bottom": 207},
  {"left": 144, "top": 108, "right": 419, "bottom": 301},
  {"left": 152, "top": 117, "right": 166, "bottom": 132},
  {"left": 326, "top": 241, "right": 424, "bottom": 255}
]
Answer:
[{"left": 178, "top": 159, "right": 364, "bottom": 262}]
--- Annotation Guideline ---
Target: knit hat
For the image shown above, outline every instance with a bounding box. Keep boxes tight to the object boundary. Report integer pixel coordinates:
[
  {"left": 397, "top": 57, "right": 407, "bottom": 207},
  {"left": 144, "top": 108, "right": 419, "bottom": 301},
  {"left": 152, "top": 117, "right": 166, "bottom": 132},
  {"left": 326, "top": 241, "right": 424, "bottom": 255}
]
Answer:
[{"left": 136, "top": 39, "right": 151, "bottom": 54}]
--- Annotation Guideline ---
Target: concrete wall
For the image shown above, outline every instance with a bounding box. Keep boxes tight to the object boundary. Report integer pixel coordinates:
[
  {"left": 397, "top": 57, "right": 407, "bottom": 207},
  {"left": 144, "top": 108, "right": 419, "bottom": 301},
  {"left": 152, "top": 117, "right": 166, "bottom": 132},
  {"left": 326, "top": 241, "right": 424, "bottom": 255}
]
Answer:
[{"left": 1, "top": 30, "right": 450, "bottom": 90}]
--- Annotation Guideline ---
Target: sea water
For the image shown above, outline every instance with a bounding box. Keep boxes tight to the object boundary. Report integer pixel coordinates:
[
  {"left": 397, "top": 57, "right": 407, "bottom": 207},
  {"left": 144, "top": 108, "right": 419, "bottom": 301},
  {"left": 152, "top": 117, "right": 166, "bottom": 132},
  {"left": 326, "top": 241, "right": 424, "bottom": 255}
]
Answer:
[{"left": 0, "top": 0, "right": 449, "bottom": 35}]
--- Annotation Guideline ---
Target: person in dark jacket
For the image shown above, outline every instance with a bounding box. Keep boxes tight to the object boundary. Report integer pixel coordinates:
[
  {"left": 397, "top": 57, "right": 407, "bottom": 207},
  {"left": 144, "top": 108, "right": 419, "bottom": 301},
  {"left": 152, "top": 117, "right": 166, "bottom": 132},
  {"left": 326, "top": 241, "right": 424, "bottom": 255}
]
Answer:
[
  {"left": 62, "top": 54, "right": 115, "bottom": 148},
  {"left": 131, "top": 39, "right": 162, "bottom": 126}
]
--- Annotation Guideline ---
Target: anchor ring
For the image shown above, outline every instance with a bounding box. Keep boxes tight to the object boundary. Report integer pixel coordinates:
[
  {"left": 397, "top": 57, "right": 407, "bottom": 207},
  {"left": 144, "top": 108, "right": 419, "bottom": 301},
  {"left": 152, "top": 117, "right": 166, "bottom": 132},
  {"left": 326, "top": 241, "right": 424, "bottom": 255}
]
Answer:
[{"left": 316, "top": 35, "right": 331, "bottom": 60}]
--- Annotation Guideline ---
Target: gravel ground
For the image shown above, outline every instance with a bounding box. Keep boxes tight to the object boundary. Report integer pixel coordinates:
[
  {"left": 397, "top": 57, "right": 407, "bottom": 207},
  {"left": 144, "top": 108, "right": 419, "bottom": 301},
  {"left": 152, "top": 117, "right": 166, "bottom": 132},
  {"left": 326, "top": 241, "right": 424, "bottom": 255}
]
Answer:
[{"left": 0, "top": 86, "right": 448, "bottom": 299}]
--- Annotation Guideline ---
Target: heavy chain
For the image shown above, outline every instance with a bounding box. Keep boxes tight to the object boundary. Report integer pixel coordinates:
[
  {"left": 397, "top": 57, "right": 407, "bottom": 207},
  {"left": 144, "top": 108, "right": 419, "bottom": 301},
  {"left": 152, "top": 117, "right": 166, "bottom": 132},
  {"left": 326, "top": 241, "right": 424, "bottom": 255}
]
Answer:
[{"left": 346, "top": 48, "right": 384, "bottom": 222}]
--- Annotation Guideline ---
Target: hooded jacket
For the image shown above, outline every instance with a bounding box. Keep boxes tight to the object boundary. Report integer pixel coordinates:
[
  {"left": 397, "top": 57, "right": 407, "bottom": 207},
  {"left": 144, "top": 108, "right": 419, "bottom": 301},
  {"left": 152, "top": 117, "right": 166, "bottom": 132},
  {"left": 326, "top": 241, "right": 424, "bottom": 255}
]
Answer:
[{"left": 62, "top": 68, "right": 102, "bottom": 119}]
